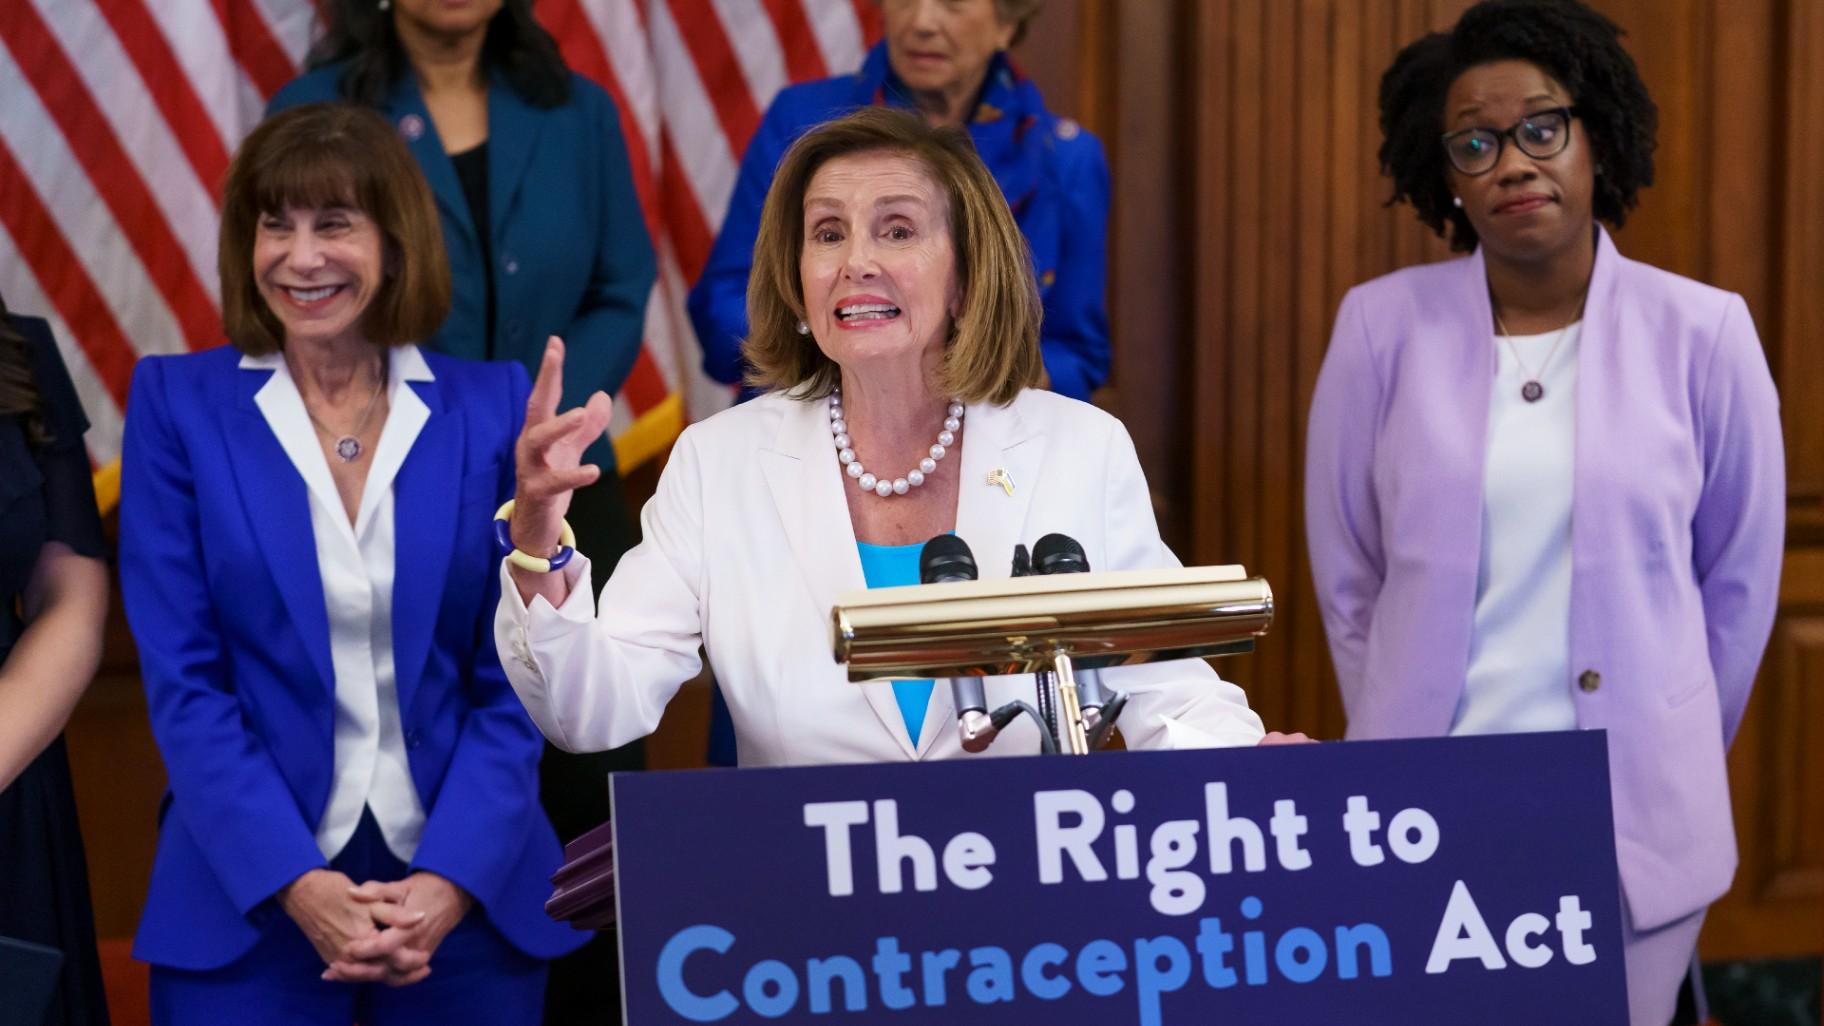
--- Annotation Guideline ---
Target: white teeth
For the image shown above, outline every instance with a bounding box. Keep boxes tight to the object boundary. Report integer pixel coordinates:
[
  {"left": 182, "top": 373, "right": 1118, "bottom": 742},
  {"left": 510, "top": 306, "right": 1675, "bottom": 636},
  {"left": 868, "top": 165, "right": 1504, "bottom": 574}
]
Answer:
[
  {"left": 287, "top": 286, "right": 337, "bottom": 302},
  {"left": 837, "top": 303, "right": 900, "bottom": 319}
]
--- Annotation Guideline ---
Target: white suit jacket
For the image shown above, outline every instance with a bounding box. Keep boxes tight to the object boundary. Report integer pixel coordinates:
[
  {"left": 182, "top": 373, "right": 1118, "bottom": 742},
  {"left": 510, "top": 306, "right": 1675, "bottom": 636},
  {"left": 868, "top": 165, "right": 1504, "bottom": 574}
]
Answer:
[{"left": 495, "top": 388, "right": 1265, "bottom": 766}]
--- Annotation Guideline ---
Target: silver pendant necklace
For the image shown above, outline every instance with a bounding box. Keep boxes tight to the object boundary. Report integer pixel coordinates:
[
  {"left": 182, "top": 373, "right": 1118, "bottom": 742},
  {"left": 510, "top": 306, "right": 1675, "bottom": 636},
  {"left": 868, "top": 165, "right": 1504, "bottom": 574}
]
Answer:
[
  {"left": 1491, "top": 295, "right": 1585, "bottom": 403},
  {"left": 303, "top": 362, "right": 387, "bottom": 462}
]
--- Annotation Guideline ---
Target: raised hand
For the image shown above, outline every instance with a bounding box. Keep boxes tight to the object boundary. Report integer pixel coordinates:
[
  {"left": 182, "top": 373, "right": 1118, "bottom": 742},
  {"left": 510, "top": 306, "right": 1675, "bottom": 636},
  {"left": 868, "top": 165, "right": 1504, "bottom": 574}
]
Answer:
[{"left": 511, "top": 336, "right": 612, "bottom": 563}]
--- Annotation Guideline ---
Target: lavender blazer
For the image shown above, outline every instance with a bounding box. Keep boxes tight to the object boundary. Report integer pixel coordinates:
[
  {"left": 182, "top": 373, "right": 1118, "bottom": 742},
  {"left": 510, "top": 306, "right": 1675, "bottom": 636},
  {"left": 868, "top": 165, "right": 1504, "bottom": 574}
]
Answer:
[{"left": 1304, "top": 228, "right": 1785, "bottom": 932}]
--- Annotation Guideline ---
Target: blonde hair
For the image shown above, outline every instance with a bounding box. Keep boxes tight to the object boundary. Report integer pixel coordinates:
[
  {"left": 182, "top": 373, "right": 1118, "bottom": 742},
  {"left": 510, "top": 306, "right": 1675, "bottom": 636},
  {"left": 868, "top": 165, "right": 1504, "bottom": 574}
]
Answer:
[
  {"left": 743, "top": 107, "right": 1043, "bottom": 405},
  {"left": 219, "top": 103, "right": 449, "bottom": 355}
]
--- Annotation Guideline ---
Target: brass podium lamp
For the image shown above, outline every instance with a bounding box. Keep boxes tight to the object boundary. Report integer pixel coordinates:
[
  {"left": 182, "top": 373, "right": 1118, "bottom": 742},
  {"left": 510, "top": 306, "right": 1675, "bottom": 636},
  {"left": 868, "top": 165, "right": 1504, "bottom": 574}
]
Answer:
[{"left": 832, "top": 564, "right": 1273, "bottom": 755}]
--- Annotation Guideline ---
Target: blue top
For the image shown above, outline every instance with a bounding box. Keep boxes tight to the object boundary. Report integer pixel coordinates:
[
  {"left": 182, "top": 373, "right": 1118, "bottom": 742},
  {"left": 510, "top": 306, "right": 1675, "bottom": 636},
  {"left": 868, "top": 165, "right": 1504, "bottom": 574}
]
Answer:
[
  {"left": 687, "top": 42, "right": 1111, "bottom": 401},
  {"left": 855, "top": 540, "right": 935, "bottom": 747},
  {"left": 268, "top": 63, "right": 656, "bottom": 470}
]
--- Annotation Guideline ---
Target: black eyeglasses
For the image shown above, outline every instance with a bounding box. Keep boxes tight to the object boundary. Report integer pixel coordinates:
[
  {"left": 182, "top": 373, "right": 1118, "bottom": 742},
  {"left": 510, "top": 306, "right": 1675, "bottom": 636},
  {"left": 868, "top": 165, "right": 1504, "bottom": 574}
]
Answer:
[{"left": 1441, "top": 106, "right": 1579, "bottom": 176}]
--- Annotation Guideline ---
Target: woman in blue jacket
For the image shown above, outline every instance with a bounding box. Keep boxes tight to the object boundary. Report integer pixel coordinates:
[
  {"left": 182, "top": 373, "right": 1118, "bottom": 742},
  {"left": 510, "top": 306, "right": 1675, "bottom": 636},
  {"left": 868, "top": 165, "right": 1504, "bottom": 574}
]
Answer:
[
  {"left": 269, "top": 5, "right": 653, "bottom": 1018},
  {"left": 121, "top": 102, "right": 582, "bottom": 1026},
  {"left": 689, "top": 0, "right": 1110, "bottom": 403}
]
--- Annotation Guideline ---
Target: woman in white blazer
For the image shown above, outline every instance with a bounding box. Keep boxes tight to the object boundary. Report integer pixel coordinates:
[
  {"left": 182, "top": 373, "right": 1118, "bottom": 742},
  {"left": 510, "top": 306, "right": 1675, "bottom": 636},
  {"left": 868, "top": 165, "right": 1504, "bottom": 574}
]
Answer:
[{"left": 495, "top": 108, "right": 1285, "bottom": 766}]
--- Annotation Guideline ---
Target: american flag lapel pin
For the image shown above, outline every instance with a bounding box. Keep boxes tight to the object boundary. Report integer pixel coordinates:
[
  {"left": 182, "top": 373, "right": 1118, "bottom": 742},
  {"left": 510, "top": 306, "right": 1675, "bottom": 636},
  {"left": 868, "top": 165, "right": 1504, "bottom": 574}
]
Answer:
[{"left": 987, "top": 468, "right": 1015, "bottom": 496}]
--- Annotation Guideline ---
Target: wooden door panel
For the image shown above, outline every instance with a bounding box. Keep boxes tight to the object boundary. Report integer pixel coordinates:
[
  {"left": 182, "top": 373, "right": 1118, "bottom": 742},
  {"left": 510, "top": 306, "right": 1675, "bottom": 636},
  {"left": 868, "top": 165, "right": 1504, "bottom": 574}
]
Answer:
[{"left": 1708, "top": 552, "right": 1824, "bottom": 958}]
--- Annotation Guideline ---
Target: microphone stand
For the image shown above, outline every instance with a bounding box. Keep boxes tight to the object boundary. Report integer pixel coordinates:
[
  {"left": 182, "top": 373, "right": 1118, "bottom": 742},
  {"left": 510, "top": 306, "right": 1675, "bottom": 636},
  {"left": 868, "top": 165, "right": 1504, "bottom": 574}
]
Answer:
[{"left": 1049, "top": 650, "right": 1091, "bottom": 755}]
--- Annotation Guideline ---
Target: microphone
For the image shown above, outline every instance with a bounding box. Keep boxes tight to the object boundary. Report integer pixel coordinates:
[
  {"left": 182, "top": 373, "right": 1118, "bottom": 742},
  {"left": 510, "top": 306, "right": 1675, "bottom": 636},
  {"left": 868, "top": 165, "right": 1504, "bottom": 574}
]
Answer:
[
  {"left": 920, "top": 533, "right": 976, "bottom": 585},
  {"left": 1009, "top": 542, "right": 1033, "bottom": 578},
  {"left": 1030, "top": 534, "right": 1119, "bottom": 737},
  {"left": 1031, "top": 533, "right": 1090, "bottom": 575},
  {"left": 919, "top": 536, "right": 997, "bottom": 753}
]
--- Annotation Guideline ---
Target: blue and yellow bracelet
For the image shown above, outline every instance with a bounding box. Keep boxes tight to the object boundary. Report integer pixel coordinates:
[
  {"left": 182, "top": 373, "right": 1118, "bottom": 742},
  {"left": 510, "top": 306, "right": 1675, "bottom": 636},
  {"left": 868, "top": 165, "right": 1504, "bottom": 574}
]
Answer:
[{"left": 494, "top": 499, "right": 576, "bottom": 574}]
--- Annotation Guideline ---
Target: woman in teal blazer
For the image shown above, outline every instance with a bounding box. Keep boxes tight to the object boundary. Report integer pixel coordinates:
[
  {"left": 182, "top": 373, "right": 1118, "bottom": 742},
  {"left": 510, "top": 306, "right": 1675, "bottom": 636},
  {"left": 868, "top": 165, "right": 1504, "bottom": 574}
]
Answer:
[{"left": 268, "top": 0, "right": 656, "bottom": 552}]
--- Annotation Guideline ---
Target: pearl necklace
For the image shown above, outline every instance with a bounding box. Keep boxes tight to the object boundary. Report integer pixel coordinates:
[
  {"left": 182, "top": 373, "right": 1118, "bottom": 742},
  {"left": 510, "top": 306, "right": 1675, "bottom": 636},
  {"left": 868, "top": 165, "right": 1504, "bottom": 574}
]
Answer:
[{"left": 830, "top": 390, "right": 963, "bottom": 498}]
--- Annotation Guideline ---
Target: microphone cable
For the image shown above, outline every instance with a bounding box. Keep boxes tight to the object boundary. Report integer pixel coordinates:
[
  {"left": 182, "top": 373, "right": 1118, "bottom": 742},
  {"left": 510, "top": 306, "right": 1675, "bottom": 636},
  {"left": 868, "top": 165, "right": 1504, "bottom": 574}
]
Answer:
[{"left": 987, "top": 701, "right": 1058, "bottom": 756}]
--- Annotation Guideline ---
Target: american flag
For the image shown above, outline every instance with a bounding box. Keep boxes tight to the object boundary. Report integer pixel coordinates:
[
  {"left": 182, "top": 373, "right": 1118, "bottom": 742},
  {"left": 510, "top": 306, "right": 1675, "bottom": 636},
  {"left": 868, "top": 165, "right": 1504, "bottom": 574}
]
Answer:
[{"left": 0, "top": 0, "right": 882, "bottom": 507}]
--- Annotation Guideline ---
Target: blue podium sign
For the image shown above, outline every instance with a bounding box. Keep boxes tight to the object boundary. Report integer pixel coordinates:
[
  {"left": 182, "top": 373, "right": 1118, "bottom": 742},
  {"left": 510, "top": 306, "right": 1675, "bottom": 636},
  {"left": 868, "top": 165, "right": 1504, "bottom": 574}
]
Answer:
[{"left": 611, "top": 731, "right": 1627, "bottom": 1025}]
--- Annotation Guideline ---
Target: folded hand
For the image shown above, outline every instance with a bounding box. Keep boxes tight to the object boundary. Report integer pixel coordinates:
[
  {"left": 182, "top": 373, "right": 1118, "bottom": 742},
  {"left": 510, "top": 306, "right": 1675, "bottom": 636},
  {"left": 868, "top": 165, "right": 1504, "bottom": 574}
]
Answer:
[
  {"left": 323, "top": 872, "right": 474, "bottom": 987},
  {"left": 280, "top": 869, "right": 425, "bottom": 985}
]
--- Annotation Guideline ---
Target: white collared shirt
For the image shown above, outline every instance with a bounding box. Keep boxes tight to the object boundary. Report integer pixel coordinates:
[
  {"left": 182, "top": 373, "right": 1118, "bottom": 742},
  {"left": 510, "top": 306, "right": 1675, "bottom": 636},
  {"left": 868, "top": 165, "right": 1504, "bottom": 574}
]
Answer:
[{"left": 245, "top": 346, "right": 433, "bottom": 863}]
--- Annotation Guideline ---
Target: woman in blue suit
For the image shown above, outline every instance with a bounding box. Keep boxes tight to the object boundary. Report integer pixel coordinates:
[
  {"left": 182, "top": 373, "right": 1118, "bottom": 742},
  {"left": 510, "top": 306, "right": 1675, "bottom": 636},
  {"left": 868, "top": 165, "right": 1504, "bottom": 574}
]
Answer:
[
  {"left": 120, "top": 103, "right": 581, "bottom": 1026},
  {"left": 269, "top": 5, "right": 654, "bottom": 1017}
]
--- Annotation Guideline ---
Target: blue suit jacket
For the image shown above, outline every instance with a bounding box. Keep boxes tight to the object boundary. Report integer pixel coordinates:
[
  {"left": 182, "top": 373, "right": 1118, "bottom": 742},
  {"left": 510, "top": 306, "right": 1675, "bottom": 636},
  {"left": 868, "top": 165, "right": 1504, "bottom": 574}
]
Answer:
[
  {"left": 688, "top": 43, "right": 1111, "bottom": 401},
  {"left": 120, "top": 345, "right": 582, "bottom": 969},
  {"left": 269, "top": 65, "right": 655, "bottom": 469}
]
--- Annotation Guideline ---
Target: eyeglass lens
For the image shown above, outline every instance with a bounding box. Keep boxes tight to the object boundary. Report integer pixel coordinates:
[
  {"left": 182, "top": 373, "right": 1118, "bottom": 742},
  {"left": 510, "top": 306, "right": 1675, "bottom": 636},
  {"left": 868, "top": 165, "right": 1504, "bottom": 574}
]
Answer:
[{"left": 1445, "top": 110, "right": 1571, "bottom": 174}]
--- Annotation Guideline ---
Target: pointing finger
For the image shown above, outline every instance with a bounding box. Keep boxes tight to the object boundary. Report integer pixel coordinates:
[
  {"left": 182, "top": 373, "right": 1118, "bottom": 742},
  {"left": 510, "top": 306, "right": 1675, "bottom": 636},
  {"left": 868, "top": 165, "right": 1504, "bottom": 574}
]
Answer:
[
  {"left": 526, "top": 336, "right": 567, "bottom": 425},
  {"left": 582, "top": 390, "right": 613, "bottom": 432}
]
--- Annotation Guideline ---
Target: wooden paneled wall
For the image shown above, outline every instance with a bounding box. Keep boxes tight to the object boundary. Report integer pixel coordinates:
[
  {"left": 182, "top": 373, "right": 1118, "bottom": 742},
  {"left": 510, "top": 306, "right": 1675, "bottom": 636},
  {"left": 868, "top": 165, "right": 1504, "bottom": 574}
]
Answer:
[
  {"left": 1184, "top": 0, "right": 1466, "bottom": 745},
  {"left": 1067, "top": 0, "right": 1824, "bottom": 961}
]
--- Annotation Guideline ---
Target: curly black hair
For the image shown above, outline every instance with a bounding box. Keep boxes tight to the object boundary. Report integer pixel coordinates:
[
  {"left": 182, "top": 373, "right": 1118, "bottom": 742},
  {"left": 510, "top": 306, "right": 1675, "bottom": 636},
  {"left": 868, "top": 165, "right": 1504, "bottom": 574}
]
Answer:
[
  {"left": 309, "top": 0, "right": 571, "bottom": 110},
  {"left": 1377, "top": 0, "right": 1658, "bottom": 252}
]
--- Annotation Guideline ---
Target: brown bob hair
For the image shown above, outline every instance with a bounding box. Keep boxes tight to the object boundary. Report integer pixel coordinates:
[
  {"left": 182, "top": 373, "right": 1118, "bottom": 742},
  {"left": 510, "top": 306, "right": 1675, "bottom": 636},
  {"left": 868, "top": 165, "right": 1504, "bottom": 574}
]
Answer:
[
  {"left": 218, "top": 102, "right": 449, "bottom": 355},
  {"left": 744, "top": 106, "right": 1043, "bottom": 405}
]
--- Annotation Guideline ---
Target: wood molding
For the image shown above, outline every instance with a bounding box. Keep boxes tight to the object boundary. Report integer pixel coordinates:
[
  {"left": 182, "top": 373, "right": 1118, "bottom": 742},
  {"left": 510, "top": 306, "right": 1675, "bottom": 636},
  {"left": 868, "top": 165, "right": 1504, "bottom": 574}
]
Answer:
[{"left": 1781, "top": 0, "right": 1824, "bottom": 512}]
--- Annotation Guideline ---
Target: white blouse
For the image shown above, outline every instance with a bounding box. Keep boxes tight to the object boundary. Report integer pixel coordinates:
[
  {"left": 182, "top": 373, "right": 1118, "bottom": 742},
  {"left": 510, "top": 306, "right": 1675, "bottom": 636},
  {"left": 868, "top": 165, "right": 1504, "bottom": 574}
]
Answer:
[
  {"left": 245, "top": 347, "right": 432, "bottom": 862},
  {"left": 1452, "top": 322, "right": 1582, "bottom": 737}
]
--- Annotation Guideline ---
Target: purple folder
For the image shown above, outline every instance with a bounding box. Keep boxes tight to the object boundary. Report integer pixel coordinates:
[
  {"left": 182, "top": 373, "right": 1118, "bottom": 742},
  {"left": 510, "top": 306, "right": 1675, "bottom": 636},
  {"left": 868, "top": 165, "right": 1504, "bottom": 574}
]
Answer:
[{"left": 544, "top": 819, "right": 616, "bottom": 931}]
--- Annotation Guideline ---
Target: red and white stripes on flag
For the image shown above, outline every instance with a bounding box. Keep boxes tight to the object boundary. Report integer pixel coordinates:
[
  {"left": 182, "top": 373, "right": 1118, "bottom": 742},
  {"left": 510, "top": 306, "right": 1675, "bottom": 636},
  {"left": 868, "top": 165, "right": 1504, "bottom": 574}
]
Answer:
[{"left": 0, "top": 0, "right": 881, "bottom": 500}]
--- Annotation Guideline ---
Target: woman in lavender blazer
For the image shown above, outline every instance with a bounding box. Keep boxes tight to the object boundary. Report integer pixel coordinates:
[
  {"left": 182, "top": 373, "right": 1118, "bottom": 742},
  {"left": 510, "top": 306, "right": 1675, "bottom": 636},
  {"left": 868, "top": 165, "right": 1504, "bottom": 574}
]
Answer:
[{"left": 1304, "top": 3, "right": 1784, "bottom": 1023}]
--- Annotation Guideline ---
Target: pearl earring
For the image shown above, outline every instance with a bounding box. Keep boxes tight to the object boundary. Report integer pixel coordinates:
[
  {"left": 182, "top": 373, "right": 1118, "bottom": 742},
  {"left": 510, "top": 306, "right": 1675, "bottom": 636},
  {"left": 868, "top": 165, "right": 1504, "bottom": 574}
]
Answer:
[
  {"left": 796, "top": 320, "right": 810, "bottom": 335},
  {"left": 1452, "top": 196, "right": 1464, "bottom": 208},
  {"left": 379, "top": 0, "right": 391, "bottom": 9}
]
